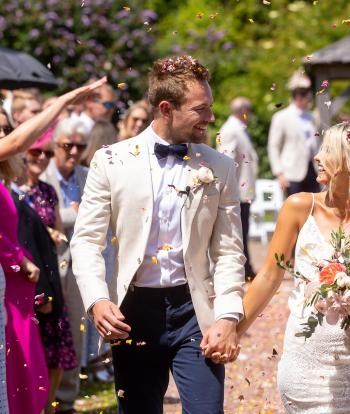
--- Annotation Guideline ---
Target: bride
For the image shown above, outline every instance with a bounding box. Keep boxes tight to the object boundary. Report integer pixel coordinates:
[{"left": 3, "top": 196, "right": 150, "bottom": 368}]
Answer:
[{"left": 238, "top": 122, "right": 350, "bottom": 413}]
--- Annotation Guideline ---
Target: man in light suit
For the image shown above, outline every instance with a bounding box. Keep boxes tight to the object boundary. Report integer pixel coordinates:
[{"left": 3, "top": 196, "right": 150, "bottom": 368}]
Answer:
[
  {"left": 41, "top": 118, "right": 88, "bottom": 414},
  {"left": 217, "top": 97, "right": 258, "bottom": 279},
  {"left": 71, "top": 55, "right": 245, "bottom": 414},
  {"left": 268, "top": 73, "right": 319, "bottom": 195}
]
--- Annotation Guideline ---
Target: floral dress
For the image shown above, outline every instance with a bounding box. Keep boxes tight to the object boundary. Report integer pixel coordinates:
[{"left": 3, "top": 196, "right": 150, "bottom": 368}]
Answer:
[{"left": 24, "top": 180, "right": 77, "bottom": 370}]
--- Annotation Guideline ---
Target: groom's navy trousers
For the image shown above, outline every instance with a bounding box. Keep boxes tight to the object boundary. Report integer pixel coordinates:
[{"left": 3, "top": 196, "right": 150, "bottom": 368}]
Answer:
[{"left": 111, "top": 284, "right": 225, "bottom": 414}]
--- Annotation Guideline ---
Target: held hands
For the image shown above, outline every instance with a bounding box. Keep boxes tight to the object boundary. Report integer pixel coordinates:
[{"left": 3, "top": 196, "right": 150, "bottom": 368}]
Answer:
[
  {"left": 200, "top": 319, "right": 241, "bottom": 364},
  {"left": 20, "top": 256, "right": 40, "bottom": 283},
  {"left": 91, "top": 299, "right": 131, "bottom": 341}
]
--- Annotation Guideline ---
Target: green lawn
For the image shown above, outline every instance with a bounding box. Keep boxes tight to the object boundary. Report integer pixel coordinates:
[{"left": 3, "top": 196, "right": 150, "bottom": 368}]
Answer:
[{"left": 74, "top": 379, "right": 117, "bottom": 413}]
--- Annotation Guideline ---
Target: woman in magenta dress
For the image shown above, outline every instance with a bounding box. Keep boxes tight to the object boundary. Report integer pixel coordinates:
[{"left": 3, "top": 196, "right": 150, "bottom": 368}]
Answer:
[{"left": 0, "top": 166, "right": 49, "bottom": 413}]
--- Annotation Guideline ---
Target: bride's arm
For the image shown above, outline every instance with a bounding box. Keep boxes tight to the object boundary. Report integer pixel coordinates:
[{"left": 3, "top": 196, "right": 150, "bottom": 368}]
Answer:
[
  {"left": 237, "top": 193, "right": 310, "bottom": 337},
  {"left": 0, "top": 77, "right": 106, "bottom": 161}
]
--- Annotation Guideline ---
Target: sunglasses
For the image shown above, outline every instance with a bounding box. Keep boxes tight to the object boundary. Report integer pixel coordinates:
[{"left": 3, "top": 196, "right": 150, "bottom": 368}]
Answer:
[
  {"left": 102, "top": 101, "right": 115, "bottom": 110},
  {"left": 28, "top": 148, "right": 54, "bottom": 158},
  {"left": 57, "top": 142, "right": 87, "bottom": 152},
  {"left": 0, "top": 125, "right": 13, "bottom": 135}
]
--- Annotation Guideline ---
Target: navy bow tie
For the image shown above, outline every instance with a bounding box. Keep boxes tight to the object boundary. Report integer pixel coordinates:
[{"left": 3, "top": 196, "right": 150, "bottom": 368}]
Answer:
[{"left": 154, "top": 142, "right": 188, "bottom": 160}]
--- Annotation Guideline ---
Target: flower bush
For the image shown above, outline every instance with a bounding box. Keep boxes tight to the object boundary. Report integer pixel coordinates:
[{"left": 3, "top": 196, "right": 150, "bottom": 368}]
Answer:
[{"left": 0, "top": 0, "right": 157, "bottom": 110}]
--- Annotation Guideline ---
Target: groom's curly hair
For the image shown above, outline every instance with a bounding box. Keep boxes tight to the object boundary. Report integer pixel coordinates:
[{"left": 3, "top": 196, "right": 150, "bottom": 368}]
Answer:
[{"left": 148, "top": 55, "right": 210, "bottom": 111}]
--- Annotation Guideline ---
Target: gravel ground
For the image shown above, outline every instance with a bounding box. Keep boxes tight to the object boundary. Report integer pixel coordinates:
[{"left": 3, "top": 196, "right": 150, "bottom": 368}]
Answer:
[{"left": 164, "top": 241, "right": 293, "bottom": 414}]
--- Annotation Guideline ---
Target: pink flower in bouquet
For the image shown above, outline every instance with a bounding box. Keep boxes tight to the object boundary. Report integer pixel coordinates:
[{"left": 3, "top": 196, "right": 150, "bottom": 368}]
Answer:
[
  {"left": 315, "top": 298, "right": 329, "bottom": 315},
  {"left": 319, "top": 262, "right": 346, "bottom": 285}
]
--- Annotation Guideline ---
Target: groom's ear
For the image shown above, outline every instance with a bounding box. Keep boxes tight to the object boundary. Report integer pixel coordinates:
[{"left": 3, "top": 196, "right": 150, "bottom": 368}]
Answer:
[{"left": 158, "top": 100, "right": 173, "bottom": 118}]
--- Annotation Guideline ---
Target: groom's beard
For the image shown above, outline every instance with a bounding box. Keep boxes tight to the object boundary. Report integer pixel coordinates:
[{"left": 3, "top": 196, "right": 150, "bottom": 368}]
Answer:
[{"left": 169, "top": 127, "right": 207, "bottom": 145}]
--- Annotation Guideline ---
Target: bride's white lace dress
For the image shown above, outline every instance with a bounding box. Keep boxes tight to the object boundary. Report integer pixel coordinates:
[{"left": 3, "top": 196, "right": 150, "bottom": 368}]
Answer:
[{"left": 277, "top": 200, "right": 350, "bottom": 413}]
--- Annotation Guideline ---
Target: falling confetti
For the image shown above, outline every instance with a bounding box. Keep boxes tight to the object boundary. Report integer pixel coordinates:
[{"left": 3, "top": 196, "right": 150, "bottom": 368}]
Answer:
[
  {"left": 117, "top": 389, "right": 125, "bottom": 398},
  {"left": 10, "top": 265, "right": 20, "bottom": 272},
  {"left": 183, "top": 155, "right": 191, "bottom": 161},
  {"left": 59, "top": 259, "right": 68, "bottom": 269},
  {"left": 151, "top": 256, "right": 158, "bottom": 265},
  {"left": 159, "top": 244, "right": 173, "bottom": 251},
  {"left": 111, "top": 236, "right": 117, "bottom": 245},
  {"left": 216, "top": 133, "right": 221, "bottom": 145},
  {"left": 324, "top": 100, "right": 332, "bottom": 109},
  {"left": 342, "top": 19, "right": 350, "bottom": 25},
  {"left": 133, "top": 144, "right": 140, "bottom": 156},
  {"left": 196, "top": 11, "right": 204, "bottom": 19},
  {"left": 122, "top": 6, "right": 131, "bottom": 11},
  {"left": 117, "top": 83, "right": 127, "bottom": 90},
  {"left": 263, "top": 0, "right": 271, "bottom": 4},
  {"left": 321, "top": 80, "right": 329, "bottom": 88},
  {"left": 80, "top": 323, "right": 85, "bottom": 332},
  {"left": 248, "top": 18, "right": 255, "bottom": 23}
]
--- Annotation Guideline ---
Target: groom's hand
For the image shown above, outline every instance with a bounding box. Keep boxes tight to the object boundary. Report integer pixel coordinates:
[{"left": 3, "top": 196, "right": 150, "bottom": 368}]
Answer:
[
  {"left": 91, "top": 299, "right": 131, "bottom": 341},
  {"left": 200, "top": 319, "right": 241, "bottom": 364}
]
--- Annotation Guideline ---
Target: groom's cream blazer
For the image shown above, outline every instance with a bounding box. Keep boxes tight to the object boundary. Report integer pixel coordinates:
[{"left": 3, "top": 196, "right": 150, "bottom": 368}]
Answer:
[{"left": 70, "top": 127, "right": 245, "bottom": 333}]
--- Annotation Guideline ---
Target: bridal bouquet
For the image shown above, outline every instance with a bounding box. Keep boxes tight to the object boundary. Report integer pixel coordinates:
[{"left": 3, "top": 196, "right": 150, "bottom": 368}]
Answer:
[{"left": 275, "top": 227, "right": 350, "bottom": 338}]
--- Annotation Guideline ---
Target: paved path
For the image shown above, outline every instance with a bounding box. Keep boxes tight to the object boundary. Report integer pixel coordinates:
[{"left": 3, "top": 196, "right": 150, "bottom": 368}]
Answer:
[{"left": 164, "top": 241, "right": 292, "bottom": 414}]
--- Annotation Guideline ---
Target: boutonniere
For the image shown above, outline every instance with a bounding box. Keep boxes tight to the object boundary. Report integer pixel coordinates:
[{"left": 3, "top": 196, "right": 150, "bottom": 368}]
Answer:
[{"left": 193, "top": 165, "right": 216, "bottom": 189}]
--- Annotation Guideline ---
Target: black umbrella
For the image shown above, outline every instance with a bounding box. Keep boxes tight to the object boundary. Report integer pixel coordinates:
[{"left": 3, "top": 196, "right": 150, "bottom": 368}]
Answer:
[{"left": 0, "top": 47, "right": 58, "bottom": 90}]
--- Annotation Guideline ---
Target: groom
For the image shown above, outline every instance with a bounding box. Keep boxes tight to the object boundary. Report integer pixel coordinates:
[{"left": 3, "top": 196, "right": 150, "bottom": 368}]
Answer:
[{"left": 71, "top": 55, "right": 245, "bottom": 414}]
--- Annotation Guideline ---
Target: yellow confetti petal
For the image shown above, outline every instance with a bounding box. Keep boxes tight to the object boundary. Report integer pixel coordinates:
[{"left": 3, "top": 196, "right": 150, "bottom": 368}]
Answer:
[
  {"left": 216, "top": 133, "right": 221, "bottom": 145},
  {"left": 248, "top": 18, "right": 255, "bottom": 23},
  {"left": 125, "top": 339, "right": 132, "bottom": 345},
  {"left": 48, "top": 296, "right": 53, "bottom": 302},
  {"left": 51, "top": 402, "right": 59, "bottom": 407},
  {"left": 111, "top": 236, "right": 117, "bottom": 245},
  {"left": 151, "top": 256, "right": 158, "bottom": 265},
  {"left": 123, "top": 6, "right": 130, "bottom": 11},
  {"left": 134, "top": 144, "right": 140, "bottom": 156},
  {"left": 80, "top": 323, "right": 85, "bottom": 332},
  {"left": 117, "top": 82, "right": 127, "bottom": 89},
  {"left": 183, "top": 155, "right": 191, "bottom": 161},
  {"left": 59, "top": 259, "right": 68, "bottom": 269},
  {"left": 342, "top": 19, "right": 350, "bottom": 25},
  {"left": 196, "top": 11, "right": 204, "bottom": 19}
]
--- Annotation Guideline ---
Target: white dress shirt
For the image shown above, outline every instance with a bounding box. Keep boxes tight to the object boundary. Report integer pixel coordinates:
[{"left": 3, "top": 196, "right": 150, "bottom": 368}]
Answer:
[{"left": 134, "top": 127, "right": 188, "bottom": 287}]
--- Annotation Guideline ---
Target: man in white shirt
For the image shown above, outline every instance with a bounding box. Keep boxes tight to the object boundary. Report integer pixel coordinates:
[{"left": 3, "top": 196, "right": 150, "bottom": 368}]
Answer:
[
  {"left": 218, "top": 97, "right": 258, "bottom": 279},
  {"left": 268, "top": 73, "right": 320, "bottom": 195},
  {"left": 71, "top": 82, "right": 116, "bottom": 133},
  {"left": 71, "top": 55, "right": 245, "bottom": 414}
]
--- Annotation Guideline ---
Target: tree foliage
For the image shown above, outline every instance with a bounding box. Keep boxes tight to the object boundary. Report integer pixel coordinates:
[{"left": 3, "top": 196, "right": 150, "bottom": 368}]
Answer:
[{"left": 1, "top": 0, "right": 350, "bottom": 175}]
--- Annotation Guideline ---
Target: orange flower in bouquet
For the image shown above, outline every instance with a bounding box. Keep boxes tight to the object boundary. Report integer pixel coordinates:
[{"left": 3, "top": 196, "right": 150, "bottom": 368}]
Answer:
[{"left": 319, "top": 262, "right": 346, "bottom": 285}]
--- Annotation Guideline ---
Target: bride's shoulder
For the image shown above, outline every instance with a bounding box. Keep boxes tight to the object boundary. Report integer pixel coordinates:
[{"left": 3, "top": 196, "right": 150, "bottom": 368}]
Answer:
[{"left": 282, "top": 192, "right": 314, "bottom": 217}]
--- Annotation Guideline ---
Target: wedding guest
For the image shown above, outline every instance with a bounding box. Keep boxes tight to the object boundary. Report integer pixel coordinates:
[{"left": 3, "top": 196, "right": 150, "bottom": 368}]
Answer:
[
  {"left": 11, "top": 90, "right": 42, "bottom": 127},
  {"left": 118, "top": 100, "right": 151, "bottom": 140},
  {"left": 0, "top": 114, "right": 48, "bottom": 413},
  {"left": 268, "top": 71, "right": 320, "bottom": 195},
  {"left": 41, "top": 118, "right": 89, "bottom": 414},
  {"left": 0, "top": 77, "right": 106, "bottom": 414},
  {"left": 18, "top": 132, "right": 77, "bottom": 413},
  {"left": 71, "top": 82, "right": 117, "bottom": 133},
  {"left": 80, "top": 120, "right": 118, "bottom": 167},
  {"left": 217, "top": 97, "right": 258, "bottom": 280}
]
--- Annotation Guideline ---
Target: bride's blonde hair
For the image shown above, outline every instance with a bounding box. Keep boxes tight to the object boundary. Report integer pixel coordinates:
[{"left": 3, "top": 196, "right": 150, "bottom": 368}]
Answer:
[{"left": 320, "top": 122, "right": 350, "bottom": 205}]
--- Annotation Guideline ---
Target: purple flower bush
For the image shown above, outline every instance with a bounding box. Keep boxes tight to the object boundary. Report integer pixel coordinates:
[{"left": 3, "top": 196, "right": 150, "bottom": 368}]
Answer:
[{"left": 0, "top": 0, "right": 158, "bottom": 106}]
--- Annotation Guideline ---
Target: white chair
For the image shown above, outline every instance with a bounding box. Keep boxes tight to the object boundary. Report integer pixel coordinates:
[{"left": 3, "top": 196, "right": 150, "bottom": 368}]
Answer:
[{"left": 249, "top": 179, "right": 284, "bottom": 244}]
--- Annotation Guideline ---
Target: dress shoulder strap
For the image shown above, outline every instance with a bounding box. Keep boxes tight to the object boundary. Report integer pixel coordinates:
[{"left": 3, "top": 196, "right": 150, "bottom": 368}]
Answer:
[{"left": 309, "top": 193, "right": 315, "bottom": 216}]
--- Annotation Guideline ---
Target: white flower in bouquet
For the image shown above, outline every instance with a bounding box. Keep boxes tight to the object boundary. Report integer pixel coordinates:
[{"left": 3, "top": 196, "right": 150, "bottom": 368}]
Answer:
[{"left": 335, "top": 272, "right": 350, "bottom": 288}]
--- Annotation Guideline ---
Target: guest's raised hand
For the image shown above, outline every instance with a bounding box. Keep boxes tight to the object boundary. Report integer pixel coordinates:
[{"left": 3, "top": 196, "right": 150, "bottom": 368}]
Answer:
[
  {"left": 200, "top": 319, "right": 239, "bottom": 364},
  {"left": 20, "top": 256, "right": 40, "bottom": 283},
  {"left": 91, "top": 299, "right": 131, "bottom": 341},
  {"left": 59, "top": 76, "right": 107, "bottom": 107}
]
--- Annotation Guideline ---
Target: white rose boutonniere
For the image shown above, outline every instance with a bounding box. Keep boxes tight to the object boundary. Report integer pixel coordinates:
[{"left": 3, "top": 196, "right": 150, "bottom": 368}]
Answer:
[
  {"left": 192, "top": 166, "right": 216, "bottom": 189},
  {"left": 197, "top": 166, "right": 214, "bottom": 184}
]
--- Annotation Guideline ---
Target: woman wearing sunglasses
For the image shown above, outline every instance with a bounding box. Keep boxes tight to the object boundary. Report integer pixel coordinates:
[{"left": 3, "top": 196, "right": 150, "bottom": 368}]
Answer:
[{"left": 0, "top": 77, "right": 106, "bottom": 414}]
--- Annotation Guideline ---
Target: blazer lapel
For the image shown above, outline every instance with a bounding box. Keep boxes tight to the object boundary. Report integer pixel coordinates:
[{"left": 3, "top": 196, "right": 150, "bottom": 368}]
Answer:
[{"left": 181, "top": 144, "right": 205, "bottom": 255}]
